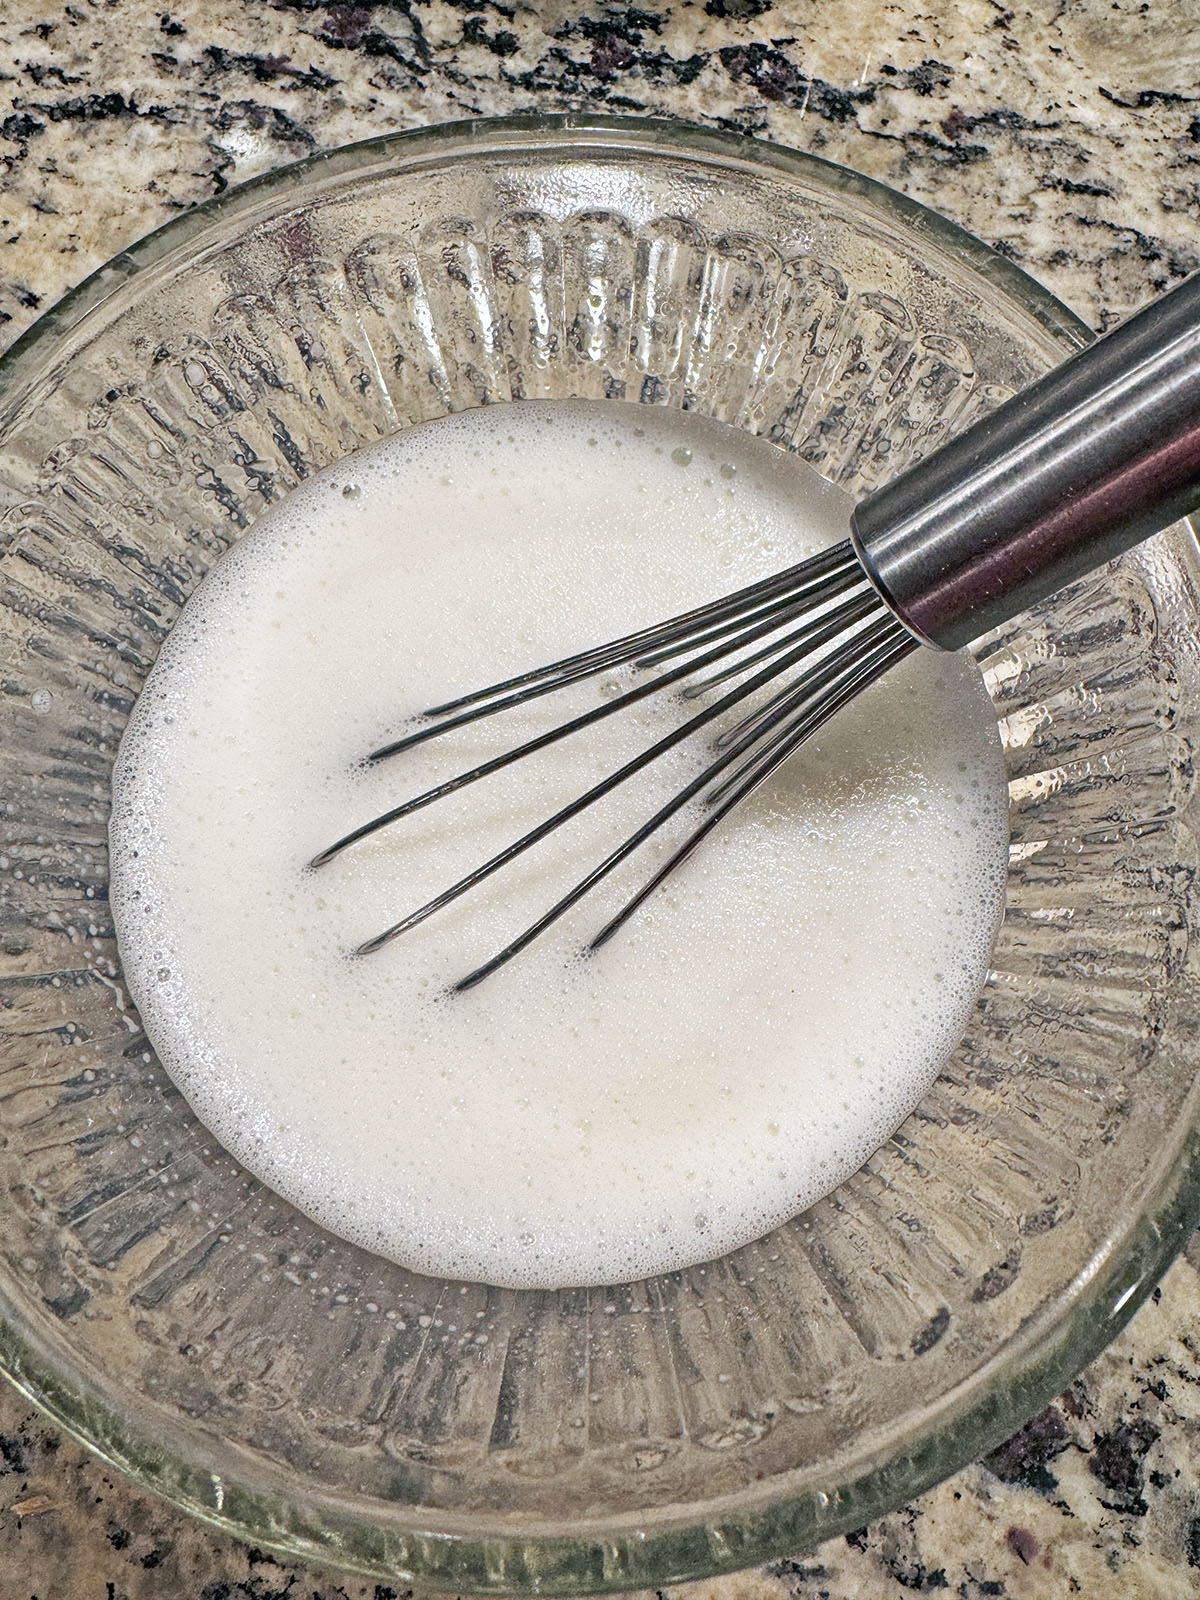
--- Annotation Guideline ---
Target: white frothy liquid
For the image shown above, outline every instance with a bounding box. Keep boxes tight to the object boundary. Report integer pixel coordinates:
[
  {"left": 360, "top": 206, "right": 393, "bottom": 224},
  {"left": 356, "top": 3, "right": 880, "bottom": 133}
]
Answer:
[{"left": 109, "top": 401, "right": 1009, "bottom": 1290}]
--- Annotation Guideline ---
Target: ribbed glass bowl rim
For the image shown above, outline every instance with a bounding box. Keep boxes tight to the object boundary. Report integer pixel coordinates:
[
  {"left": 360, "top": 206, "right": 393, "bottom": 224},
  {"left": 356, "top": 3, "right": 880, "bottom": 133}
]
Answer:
[{"left": 3, "top": 112, "right": 1200, "bottom": 1593}]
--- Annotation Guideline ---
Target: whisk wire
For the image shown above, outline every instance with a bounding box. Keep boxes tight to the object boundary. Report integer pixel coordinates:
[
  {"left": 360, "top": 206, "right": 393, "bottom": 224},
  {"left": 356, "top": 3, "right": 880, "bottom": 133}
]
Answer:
[
  {"left": 316, "top": 536, "right": 917, "bottom": 980},
  {"left": 372, "top": 575, "right": 853, "bottom": 766},
  {"left": 352, "top": 589, "right": 881, "bottom": 957},
  {"left": 632, "top": 560, "right": 866, "bottom": 670},
  {"left": 705, "top": 623, "right": 914, "bottom": 807},
  {"left": 453, "top": 621, "right": 912, "bottom": 989},
  {"left": 684, "top": 584, "right": 874, "bottom": 700},
  {"left": 589, "top": 629, "right": 915, "bottom": 955},
  {"left": 414, "top": 540, "right": 861, "bottom": 721},
  {"left": 711, "top": 607, "right": 893, "bottom": 757},
  {"left": 313, "top": 560, "right": 875, "bottom": 869}
]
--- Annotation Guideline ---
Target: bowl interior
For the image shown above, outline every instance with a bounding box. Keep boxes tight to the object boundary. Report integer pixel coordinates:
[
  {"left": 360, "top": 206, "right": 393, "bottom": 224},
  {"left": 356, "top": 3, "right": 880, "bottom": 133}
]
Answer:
[{"left": 2, "top": 118, "right": 1200, "bottom": 1592}]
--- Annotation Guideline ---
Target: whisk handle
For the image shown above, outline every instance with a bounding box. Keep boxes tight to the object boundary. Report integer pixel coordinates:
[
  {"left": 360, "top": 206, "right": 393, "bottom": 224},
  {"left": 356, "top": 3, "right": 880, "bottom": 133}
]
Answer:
[{"left": 850, "top": 270, "right": 1200, "bottom": 650}]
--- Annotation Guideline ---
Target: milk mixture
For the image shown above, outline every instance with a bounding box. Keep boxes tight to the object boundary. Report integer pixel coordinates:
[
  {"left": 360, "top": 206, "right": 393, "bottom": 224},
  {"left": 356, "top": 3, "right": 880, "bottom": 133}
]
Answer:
[{"left": 109, "top": 402, "right": 1009, "bottom": 1289}]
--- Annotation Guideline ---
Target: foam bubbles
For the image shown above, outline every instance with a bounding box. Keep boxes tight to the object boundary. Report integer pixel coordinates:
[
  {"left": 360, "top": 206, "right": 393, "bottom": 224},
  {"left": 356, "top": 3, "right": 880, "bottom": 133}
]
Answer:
[{"left": 109, "top": 400, "right": 1009, "bottom": 1289}]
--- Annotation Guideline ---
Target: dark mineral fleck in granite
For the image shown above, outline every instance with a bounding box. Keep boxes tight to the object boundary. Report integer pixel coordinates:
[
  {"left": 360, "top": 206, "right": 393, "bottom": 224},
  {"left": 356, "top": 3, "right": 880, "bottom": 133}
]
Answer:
[{"left": 4, "top": 1, "right": 1200, "bottom": 1596}]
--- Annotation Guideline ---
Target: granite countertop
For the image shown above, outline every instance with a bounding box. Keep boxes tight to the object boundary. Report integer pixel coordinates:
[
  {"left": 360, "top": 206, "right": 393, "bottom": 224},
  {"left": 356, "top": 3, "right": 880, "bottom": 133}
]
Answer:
[{"left": 4, "top": 1, "right": 1200, "bottom": 1596}]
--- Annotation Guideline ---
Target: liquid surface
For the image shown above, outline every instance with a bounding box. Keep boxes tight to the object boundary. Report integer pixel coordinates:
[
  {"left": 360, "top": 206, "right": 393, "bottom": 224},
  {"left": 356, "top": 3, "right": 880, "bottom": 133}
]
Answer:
[{"left": 109, "top": 401, "right": 1009, "bottom": 1289}]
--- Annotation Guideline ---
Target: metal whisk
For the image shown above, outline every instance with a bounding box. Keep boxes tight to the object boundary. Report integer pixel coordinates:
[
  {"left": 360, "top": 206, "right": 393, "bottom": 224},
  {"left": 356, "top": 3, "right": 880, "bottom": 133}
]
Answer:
[{"left": 314, "top": 272, "right": 1200, "bottom": 987}]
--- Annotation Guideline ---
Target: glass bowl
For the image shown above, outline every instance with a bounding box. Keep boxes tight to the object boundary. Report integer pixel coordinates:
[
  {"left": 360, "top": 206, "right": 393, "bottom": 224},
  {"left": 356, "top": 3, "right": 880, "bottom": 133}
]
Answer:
[{"left": 3, "top": 114, "right": 1200, "bottom": 1593}]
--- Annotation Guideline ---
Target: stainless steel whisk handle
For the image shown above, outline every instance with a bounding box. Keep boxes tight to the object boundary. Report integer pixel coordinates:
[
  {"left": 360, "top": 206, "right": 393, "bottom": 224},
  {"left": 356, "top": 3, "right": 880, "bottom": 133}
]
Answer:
[{"left": 851, "top": 271, "right": 1200, "bottom": 651}]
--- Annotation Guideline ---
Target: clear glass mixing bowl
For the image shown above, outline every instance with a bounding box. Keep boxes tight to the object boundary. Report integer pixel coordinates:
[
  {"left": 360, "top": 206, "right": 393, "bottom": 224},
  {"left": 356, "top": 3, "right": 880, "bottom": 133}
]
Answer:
[{"left": 2, "top": 115, "right": 1200, "bottom": 1593}]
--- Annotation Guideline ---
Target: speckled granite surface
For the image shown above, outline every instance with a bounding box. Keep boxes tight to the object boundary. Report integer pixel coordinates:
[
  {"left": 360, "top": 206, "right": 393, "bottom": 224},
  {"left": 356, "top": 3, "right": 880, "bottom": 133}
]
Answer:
[{"left": 3, "top": 1, "right": 1200, "bottom": 1595}]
